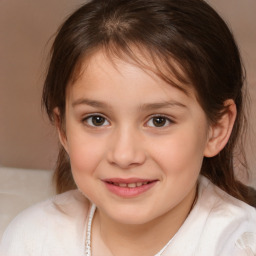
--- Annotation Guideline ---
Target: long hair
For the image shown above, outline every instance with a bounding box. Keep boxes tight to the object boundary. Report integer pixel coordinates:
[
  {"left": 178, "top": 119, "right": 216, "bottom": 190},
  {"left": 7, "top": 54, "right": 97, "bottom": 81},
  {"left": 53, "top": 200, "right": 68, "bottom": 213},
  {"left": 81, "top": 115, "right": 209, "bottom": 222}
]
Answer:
[{"left": 42, "top": 0, "right": 255, "bottom": 206}]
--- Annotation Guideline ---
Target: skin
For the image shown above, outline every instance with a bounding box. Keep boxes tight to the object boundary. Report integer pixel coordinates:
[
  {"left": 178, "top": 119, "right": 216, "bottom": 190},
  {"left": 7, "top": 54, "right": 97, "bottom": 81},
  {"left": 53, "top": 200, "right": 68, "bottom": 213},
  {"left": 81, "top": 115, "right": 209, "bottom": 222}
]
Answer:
[{"left": 57, "top": 50, "right": 236, "bottom": 256}]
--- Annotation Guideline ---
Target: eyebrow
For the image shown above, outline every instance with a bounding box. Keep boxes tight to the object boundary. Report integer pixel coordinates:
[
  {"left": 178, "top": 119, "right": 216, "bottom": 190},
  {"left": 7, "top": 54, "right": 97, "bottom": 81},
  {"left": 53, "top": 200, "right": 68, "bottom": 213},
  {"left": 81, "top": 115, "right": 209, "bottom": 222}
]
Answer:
[
  {"left": 139, "top": 101, "right": 187, "bottom": 111},
  {"left": 72, "top": 98, "right": 111, "bottom": 108},
  {"left": 72, "top": 98, "right": 187, "bottom": 110}
]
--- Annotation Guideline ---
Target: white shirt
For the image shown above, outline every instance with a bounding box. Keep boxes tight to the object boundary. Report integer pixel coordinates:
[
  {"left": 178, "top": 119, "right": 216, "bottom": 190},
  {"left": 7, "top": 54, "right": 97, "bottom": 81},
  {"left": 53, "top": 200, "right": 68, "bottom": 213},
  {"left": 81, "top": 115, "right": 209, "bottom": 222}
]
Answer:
[{"left": 1, "top": 176, "right": 256, "bottom": 256}]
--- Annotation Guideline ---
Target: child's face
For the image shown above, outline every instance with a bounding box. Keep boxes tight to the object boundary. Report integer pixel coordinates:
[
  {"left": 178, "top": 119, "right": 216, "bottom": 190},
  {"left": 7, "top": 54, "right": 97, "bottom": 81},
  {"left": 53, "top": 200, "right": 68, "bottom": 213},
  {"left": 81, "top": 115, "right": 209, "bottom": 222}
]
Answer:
[{"left": 60, "top": 50, "right": 211, "bottom": 225}]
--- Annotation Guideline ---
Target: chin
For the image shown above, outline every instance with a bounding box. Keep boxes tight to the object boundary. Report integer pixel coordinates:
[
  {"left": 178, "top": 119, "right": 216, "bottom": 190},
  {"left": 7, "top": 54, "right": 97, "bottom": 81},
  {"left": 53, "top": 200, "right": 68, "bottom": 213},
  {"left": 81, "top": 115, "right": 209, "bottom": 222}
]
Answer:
[{"left": 104, "top": 205, "right": 158, "bottom": 225}]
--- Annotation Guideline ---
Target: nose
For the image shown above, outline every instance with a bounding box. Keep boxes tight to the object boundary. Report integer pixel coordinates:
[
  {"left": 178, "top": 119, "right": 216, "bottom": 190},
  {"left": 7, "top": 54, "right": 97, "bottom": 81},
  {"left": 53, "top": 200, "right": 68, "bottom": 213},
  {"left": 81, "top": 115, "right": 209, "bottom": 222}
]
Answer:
[{"left": 107, "top": 127, "right": 146, "bottom": 169}]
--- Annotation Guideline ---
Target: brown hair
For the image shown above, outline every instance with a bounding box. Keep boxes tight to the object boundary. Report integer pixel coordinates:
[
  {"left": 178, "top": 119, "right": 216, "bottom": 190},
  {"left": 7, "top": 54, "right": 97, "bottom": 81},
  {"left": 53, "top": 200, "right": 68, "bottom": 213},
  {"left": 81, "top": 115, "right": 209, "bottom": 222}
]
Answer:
[{"left": 42, "top": 0, "right": 255, "bottom": 205}]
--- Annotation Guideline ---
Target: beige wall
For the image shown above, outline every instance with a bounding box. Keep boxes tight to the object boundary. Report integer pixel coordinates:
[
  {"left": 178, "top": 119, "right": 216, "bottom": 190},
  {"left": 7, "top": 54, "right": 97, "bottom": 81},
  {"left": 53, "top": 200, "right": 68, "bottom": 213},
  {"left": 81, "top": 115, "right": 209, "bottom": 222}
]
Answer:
[
  {"left": 0, "top": 0, "right": 84, "bottom": 170},
  {"left": 0, "top": 1, "right": 255, "bottom": 185}
]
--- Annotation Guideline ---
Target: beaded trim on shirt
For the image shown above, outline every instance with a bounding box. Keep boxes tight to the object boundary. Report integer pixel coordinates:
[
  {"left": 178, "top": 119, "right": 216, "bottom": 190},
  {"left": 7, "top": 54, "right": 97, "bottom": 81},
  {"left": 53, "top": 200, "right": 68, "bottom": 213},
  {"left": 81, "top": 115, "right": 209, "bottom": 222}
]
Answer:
[{"left": 85, "top": 204, "right": 96, "bottom": 256}]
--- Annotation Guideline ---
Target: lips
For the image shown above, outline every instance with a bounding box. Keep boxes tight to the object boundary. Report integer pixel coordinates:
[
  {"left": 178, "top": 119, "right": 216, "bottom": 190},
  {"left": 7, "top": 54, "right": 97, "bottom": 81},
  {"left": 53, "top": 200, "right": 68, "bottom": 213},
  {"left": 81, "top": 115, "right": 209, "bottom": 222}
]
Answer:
[{"left": 102, "top": 178, "right": 158, "bottom": 197}]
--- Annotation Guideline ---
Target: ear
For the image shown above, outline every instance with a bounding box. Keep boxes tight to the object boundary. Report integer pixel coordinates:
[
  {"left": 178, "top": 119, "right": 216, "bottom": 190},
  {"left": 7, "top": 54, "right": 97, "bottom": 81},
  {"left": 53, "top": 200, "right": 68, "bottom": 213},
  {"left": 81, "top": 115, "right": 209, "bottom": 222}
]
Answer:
[
  {"left": 204, "top": 99, "right": 237, "bottom": 157},
  {"left": 53, "top": 108, "right": 69, "bottom": 154}
]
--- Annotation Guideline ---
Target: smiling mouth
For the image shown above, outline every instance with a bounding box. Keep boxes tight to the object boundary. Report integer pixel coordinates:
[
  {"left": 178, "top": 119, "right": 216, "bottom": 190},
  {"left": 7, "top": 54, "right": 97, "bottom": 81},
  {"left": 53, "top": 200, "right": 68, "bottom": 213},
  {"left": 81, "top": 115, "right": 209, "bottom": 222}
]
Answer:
[{"left": 103, "top": 179, "right": 158, "bottom": 197}]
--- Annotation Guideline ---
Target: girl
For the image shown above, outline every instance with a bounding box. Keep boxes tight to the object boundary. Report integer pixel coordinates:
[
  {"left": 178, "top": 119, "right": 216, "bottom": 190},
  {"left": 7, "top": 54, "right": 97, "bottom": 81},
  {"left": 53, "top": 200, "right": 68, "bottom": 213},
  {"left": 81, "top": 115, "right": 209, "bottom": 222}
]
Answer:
[{"left": 1, "top": 0, "right": 256, "bottom": 255}]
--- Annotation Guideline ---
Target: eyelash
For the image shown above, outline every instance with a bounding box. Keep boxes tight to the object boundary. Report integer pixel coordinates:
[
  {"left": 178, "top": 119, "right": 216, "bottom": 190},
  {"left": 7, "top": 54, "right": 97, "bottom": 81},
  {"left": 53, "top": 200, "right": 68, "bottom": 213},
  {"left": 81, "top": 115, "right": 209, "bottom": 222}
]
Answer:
[{"left": 81, "top": 114, "right": 174, "bottom": 128}]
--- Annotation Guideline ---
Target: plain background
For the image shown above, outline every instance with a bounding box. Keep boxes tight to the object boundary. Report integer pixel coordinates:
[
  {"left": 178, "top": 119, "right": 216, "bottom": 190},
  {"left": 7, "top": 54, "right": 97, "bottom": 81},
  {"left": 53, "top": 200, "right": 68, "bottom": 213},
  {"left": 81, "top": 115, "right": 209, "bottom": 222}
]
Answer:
[{"left": 0, "top": 0, "right": 255, "bottom": 186}]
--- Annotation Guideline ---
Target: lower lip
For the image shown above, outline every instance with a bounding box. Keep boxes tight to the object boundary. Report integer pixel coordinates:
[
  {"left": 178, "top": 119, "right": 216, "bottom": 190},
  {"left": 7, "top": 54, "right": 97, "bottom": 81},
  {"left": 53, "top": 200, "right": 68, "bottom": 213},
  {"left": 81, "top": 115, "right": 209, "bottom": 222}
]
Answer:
[{"left": 104, "top": 181, "right": 157, "bottom": 198}]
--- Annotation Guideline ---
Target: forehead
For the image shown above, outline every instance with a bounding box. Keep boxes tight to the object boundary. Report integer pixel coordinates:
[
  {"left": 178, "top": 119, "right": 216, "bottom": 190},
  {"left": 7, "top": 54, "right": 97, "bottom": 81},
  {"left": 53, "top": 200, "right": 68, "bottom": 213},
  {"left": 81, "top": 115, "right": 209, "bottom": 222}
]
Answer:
[
  {"left": 67, "top": 48, "right": 198, "bottom": 107},
  {"left": 71, "top": 46, "right": 194, "bottom": 92}
]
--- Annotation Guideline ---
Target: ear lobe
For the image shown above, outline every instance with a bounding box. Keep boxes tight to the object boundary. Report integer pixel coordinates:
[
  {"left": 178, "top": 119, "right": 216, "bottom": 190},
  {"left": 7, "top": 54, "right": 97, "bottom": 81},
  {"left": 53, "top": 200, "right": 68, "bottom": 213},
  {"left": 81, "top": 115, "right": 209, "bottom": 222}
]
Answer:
[
  {"left": 204, "top": 100, "right": 237, "bottom": 157},
  {"left": 53, "top": 107, "right": 69, "bottom": 154}
]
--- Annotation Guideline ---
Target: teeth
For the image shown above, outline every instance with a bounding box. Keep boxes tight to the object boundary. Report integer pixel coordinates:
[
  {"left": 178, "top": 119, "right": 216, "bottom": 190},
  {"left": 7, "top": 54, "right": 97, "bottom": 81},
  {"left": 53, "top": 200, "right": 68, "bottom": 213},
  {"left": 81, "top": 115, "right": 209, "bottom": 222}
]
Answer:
[
  {"left": 112, "top": 182, "right": 150, "bottom": 188},
  {"left": 128, "top": 183, "right": 136, "bottom": 188}
]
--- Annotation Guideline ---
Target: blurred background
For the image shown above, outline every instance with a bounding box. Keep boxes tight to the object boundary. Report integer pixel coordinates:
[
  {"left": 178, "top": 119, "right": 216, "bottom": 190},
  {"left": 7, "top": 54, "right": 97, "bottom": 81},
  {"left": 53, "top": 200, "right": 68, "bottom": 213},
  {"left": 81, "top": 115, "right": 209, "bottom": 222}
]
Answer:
[{"left": 0, "top": 0, "right": 256, "bottom": 186}]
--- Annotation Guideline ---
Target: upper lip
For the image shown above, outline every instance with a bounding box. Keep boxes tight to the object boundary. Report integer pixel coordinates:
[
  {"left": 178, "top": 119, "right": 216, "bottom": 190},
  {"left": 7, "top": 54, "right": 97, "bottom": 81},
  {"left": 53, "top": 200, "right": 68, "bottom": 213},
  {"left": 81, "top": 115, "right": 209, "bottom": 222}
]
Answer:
[{"left": 102, "top": 178, "right": 157, "bottom": 183}]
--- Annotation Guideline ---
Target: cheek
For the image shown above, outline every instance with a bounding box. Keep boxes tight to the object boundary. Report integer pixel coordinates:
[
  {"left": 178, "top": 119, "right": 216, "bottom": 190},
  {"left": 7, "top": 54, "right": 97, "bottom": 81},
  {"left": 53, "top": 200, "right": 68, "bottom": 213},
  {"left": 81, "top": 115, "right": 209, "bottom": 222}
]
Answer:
[
  {"left": 151, "top": 126, "right": 207, "bottom": 174},
  {"left": 67, "top": 134, "right": 106, "bottom": 176}
]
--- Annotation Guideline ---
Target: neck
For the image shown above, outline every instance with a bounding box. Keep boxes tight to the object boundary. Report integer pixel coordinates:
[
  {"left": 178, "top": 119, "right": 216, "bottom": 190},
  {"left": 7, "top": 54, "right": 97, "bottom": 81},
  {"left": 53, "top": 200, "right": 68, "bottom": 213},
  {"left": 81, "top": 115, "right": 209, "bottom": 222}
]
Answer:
[{"left": 93, "top": 185, "right": 197, "bottom": 256}]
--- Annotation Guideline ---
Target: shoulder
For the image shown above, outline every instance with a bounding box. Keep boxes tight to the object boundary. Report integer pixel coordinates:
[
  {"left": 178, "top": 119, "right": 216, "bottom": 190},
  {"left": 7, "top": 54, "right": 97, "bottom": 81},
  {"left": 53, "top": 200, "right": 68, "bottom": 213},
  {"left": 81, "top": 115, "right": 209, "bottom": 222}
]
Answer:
[
  {"left": 198, "top": 176, "right": 256, "bottom": 222},
  {"left": 196, "top": 176, "right": 256, "bottom": 255},
  {"left": 168, "top": 176, "right": 256, "bottom": 255},
  {"left": 0, "top": 190, "right": 91, "bottom": 256}
]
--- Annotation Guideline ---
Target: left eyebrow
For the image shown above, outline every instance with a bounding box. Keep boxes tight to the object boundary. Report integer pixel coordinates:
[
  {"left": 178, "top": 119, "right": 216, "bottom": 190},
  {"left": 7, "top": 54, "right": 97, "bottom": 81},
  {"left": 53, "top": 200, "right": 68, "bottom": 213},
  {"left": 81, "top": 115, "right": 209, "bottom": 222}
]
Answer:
[{"left": 139, "top": 101, "right": 187, "bottom": 111}]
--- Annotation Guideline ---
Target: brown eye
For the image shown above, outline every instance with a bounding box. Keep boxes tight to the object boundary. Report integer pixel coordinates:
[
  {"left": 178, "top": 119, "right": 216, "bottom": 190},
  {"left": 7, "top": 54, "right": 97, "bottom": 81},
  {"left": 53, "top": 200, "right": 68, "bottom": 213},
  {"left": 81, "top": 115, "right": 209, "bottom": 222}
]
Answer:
[
  {"left": 153, "top": 117, "right": 166, "bottom": 127},
  {"left": 85, "top": 115, "right": 109, "bottom": 127},
  {"left": 147, "top": 116, "right": 171, "bottom": 127}
]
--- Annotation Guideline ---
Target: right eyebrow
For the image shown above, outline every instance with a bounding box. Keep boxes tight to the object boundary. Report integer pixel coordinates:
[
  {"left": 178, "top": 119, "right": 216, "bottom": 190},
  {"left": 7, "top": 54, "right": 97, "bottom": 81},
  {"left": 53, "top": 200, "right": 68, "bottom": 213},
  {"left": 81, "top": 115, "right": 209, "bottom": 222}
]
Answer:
[{"left": 72, "top": 98, "right": 111, "bottom": 109}]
